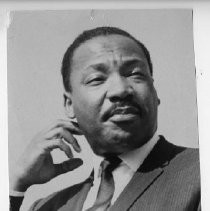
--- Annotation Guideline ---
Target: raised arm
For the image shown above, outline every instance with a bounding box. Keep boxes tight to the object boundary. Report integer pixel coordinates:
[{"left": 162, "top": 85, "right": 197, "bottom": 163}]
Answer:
[{"left": 9, "top": 119, "right": 84, "bottom": 211}]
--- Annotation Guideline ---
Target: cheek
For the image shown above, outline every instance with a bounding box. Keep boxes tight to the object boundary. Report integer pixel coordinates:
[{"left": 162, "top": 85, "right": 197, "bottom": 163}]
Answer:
[
  {"left": 135, "top": 83, "right": 158, "bottom": 110},
  {"left": 72, "top": 88, "right": 105, "bottom": 122},
  {"left": 145, "top": 89, "right": 158, "bottom": 116}
]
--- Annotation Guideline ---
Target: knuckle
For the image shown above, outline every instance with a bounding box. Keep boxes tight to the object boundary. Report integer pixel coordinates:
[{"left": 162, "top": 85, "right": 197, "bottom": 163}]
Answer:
[
  {"left": 54, "top": 139, "right": 61, "bottom": 144},
  {"left": 57, "top": 127, "right": 64, "bottom": 135},
  {"left": 60, "top": 140, "right": 68, "bottom": 149},
  {"left": 52, "top": 120, "right": 63, "bottom": 129},
  {"left": 36, "top": 142, "right": 50, "bottom": 153},
  {"left": 71, "top": 137, "right": 77, "bottom": 144},
  {"left": 51, "top": 121, "right": 59, "bottom": 128}
]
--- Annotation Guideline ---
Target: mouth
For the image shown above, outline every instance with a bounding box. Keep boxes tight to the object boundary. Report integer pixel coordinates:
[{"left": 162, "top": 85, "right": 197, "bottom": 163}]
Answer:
[{"left": 104, "top": 106, "right": 141, "bottom": 123}]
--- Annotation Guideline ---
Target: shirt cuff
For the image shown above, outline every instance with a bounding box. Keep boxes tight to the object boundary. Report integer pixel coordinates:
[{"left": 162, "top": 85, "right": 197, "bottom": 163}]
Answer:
[{"left": 9, "top": 189, "right": 25, "bottom": 197}]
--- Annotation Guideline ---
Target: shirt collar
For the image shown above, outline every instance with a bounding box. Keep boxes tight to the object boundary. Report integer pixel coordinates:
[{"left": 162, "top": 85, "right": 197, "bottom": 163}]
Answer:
[
  {"left": 92, "top": 133, "right": 159, "bottom": 177},
  {"left": 119, "top": 133, "right": 159, "bottom": 172}
]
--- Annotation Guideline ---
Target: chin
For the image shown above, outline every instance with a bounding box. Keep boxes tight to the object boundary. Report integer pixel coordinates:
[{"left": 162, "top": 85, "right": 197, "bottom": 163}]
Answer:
[
  {"left": 107, "top": 133, "right": 133, "bottom": 146},
  {"left": 94, "top": 145, "right": 128, "bottom": 156},
  {"left": 95, "top": 134, "right": 134, "bottom": 155}
]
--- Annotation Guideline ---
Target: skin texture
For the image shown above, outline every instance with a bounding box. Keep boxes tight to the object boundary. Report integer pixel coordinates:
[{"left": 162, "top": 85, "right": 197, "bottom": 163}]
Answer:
[{"left": 65, "top": 34, "right": 159, "bottom": 156}]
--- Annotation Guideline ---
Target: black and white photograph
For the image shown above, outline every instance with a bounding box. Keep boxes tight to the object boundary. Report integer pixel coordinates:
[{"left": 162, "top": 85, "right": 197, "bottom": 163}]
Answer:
[{"left": 8, "top": 9, "right": 201, "bottom": 211}]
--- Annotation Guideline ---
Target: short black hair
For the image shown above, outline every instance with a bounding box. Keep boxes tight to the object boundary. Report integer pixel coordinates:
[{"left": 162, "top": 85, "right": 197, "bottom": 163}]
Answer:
[{"left": 61, "top": 26, "right": 153, "bottom": 92}]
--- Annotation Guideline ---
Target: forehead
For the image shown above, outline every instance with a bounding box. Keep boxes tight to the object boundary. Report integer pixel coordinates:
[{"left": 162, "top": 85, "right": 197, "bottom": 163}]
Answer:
[{"left": 71, "top": 34, "right": 148, "bottom": 70}]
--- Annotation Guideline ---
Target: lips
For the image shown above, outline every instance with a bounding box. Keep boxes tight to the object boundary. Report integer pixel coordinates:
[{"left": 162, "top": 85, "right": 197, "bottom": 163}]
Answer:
[
  {"left": 110, "top": 106, "right": 138, "bottom": 115},
  {"left": 103, "top": 105, "right": 141, "bottom": 122}
]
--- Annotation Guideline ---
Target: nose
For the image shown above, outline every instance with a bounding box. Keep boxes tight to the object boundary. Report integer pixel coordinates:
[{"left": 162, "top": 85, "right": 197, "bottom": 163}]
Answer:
[{"left": 106, "top": 74, "right": 134, "bottom": 101}]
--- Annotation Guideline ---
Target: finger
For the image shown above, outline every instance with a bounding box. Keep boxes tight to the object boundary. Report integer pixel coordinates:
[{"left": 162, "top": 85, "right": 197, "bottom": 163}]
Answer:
[
  {"left": 62, "top": 130, "right": 81, "bottom": 153},
  {"left": 43, "top": 127, "right": 64, "bottom": 140},
  {"left": 42, "top": 120, "right": 83, "bottom": 135},
  {"left": 54, "top": 158, "right": 83, "bottom": 176},
  {"left": 42, "top": 139, "right": 73, "bottom": 158},
  {"left": 44, "top": 128, "right": 81, "bottom": 153},
  {"left": 58, "top": 120, "right": 83, "bottom": 135}
]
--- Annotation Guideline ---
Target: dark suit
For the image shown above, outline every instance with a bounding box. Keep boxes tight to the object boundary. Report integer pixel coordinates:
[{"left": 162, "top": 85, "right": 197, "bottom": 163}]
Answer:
[{"left": 14, "top": 136, "right": 201, "bottom": 211}]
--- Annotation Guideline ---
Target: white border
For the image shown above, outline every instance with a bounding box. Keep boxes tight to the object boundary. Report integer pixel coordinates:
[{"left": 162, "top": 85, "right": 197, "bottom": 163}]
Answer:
[{"left": 0, "top": 1, "right": 210, "bottom": 210}]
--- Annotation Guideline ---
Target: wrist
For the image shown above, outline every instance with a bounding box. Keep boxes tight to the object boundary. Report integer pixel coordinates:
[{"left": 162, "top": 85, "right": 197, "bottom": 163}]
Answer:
[
  {"left": 10, "top": 172, "right": 31, "bottom": 192},
  {"left": 10, "top": 189, "right": 25, "bottom": 197}
]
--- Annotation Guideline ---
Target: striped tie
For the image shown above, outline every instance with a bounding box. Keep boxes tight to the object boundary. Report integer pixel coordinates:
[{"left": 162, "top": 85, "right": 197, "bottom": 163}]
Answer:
[{"left": 86, "top": 156, "right": 121, "bottom": 211}]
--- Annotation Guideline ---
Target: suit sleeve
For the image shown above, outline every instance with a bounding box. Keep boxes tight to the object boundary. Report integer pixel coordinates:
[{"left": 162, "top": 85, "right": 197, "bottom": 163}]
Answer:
[
  {"left": 197, "top": 200, "right": 201, "bottom": 211},
  {"left": 9, "top": 196, "right": 24, "bottom": 211},
  {"left": 27, "top": 199, "right": 43, "bottom": 211},
  {"left": 9, "top": 195, "right": 43, "bottom": 211}
]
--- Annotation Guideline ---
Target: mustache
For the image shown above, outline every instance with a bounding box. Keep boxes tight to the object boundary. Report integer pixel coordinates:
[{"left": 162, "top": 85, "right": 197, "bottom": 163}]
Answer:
[{"left": 102, "top": 101, "right": 143, "bottom": 121}]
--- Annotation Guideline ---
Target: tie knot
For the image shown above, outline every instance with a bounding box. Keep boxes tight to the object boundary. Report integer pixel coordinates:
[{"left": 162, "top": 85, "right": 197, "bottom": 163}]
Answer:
[{"left": 101, "top": 156, "right": 121, "bottom": 173}]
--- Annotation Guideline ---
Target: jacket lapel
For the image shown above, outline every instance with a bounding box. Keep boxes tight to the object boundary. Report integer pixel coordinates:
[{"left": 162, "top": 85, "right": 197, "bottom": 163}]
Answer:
[
  {"left": 59, "top": 176, "right": 93, "bottom": 211},
  {"left": 110, "top": 167, "right": 163, "bottom": 211},
  {"left": 110, "top": 136, "right": 185, "bottom": 211}
]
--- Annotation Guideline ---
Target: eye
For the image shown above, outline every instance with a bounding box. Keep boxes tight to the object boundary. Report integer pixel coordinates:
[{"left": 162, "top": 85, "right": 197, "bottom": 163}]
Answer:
[
  {"left": 129, "top": 67, "right": 145, "bottom": 79},
  {"left": 84, "top": 74, "right": 106, "bottom": 86}
]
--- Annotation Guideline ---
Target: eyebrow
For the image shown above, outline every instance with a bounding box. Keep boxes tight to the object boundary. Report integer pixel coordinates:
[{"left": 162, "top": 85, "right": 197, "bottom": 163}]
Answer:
[
  {"left": 121, "top": 58, "right": 145, "bottom": 67},
  {"left": 84, "top": 56, "right": 146, "bottom": 73},
  {"left": 88, "top": 63, "right": 108, "bottom": 73}
]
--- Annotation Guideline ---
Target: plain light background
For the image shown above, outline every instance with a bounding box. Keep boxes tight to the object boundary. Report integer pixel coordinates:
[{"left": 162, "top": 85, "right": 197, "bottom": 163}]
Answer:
[{"left": 8, "top": 10, "right": 198, "bottom": 210}]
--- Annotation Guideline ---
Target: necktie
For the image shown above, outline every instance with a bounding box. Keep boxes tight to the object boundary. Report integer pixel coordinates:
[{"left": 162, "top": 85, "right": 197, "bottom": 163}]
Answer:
[{"left": 86, "top": 156, "right": 121, "bottom": 211}]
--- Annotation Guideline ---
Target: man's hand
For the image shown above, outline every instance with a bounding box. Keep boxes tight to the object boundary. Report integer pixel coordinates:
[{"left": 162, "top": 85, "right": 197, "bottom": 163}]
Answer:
[{"left": 10, "top": 119, "right": 84, "bottom": 192}]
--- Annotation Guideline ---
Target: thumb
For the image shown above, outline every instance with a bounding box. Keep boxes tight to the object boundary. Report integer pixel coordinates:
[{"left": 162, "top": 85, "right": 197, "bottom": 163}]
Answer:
[{"left": 54, "top": 158, "right": 83, "bottom": 176}]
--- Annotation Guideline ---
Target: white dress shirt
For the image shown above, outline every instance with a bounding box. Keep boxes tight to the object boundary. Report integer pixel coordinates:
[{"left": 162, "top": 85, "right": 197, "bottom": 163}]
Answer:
[{"left": 82, "top": 133, "right": 159, "bottom": 210}]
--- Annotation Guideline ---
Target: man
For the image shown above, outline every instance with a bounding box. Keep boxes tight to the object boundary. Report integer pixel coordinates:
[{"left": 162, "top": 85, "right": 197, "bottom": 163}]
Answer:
[{"left": 10, "top": 26, "right": 200, "bottom": 211}]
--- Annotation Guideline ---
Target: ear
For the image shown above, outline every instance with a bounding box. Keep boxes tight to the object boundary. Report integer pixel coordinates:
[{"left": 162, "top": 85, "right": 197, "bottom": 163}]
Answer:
[
  {"left": 157, "top": 98, "right": 161, "bottom": 105},
  {"left": 152, "top": 79, "right": 160, "bottom": 106},
  {"left": 63, "top": 92, "right": 75, "bottom": 119}
]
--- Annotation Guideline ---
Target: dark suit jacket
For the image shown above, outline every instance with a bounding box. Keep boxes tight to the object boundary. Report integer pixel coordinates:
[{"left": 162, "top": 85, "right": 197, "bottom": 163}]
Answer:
[{"left": 23, "top": 136, "right": 201, "bottom": 211}]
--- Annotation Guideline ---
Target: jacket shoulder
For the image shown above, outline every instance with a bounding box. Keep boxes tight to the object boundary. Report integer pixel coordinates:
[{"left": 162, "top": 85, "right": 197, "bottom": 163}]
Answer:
[
  {"left": 169, "top": 146, "right": 200, "bottom": 172},
  {"left": 29, "top": 180, "right": 87, "bottom": 211},
  {"left": 162, "top": 142, "right": 200, "bottom": 193}
]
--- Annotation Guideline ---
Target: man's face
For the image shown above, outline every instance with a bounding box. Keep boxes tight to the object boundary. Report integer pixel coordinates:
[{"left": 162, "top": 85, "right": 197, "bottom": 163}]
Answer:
[{"left": 67, "top": 34, "right": 159, "bottom": 156}]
